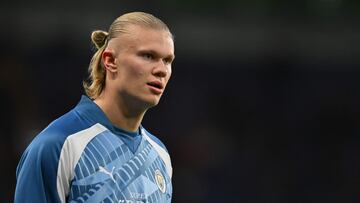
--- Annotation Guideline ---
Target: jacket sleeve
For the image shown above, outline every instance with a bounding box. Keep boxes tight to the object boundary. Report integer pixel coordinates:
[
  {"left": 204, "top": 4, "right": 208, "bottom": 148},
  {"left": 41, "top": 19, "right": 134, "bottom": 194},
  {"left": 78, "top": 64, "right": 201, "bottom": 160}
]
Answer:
[{"left": 14, "top": 135, "right": 63, "bottom": 203}]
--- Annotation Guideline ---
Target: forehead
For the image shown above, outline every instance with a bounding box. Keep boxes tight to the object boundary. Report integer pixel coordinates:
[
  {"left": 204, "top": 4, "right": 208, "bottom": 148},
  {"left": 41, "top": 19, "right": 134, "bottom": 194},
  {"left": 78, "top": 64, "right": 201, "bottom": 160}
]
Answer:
[{"left": 115, "top": 25, "right": 174, "bottom": 56}]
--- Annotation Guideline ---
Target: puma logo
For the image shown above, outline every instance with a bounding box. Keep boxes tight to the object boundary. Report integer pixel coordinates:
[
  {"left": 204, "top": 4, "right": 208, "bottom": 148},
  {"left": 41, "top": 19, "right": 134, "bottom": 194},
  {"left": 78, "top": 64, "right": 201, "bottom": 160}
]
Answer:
[{"left": 98, "top": 166, "right": 116, "bottom": 182}]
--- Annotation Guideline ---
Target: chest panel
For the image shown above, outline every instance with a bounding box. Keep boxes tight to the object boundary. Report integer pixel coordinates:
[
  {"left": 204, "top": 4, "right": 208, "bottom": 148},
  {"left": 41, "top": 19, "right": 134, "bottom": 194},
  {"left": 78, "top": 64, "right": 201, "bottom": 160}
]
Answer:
[{"left": 68, "top": 131, "right": 172, "bottom": 203}]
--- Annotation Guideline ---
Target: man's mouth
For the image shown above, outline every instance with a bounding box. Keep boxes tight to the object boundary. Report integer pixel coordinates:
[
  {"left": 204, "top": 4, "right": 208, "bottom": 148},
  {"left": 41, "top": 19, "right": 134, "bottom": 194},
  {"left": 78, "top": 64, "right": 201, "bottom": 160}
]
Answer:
[
  {"left": 147, "top": 81, "right": 164, "bottom": 89},
  {"left": 147, "top": 81, "right": 164, "bottom": 94}
]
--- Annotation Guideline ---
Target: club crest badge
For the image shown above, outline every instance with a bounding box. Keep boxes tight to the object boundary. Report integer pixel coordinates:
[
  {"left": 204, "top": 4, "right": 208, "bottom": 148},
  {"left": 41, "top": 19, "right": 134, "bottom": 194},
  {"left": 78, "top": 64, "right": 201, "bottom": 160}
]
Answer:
[{"left": 155, "top": 169, "right": 166, "bottom": 193}]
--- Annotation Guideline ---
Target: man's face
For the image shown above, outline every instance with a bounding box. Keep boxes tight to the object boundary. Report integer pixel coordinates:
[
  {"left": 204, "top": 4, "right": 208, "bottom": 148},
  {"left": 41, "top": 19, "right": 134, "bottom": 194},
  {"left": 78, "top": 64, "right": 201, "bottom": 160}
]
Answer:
[{"left": 108, "top": 25, "right": 174, "bottom": 109}]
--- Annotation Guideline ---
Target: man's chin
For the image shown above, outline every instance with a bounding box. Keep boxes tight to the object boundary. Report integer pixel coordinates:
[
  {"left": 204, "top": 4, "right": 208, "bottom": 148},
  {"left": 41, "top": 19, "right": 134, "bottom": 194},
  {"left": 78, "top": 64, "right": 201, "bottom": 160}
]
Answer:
[
  {"left": 122, "top": 93, "right": 161, "bottom": 110},
  {"left": 145, "top": 99, "right": 160, "bottom": 108},
  {"left": 137, "top": 95, "right": 161, "bottom": 109}
]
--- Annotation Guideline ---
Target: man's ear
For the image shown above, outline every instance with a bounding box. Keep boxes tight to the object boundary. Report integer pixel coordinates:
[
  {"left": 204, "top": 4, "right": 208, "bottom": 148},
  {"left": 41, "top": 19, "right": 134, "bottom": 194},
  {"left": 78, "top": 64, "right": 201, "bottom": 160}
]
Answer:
[{"left": 102, "top": 49, "right": 117, "bottom": 73}]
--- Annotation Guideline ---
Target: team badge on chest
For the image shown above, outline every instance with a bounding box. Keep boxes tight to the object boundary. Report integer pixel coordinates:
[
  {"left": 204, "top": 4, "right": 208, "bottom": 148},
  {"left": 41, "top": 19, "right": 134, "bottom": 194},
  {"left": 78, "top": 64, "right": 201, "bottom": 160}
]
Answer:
[{"left": 154, "top": 169, "right": 166, "bottom": 193}]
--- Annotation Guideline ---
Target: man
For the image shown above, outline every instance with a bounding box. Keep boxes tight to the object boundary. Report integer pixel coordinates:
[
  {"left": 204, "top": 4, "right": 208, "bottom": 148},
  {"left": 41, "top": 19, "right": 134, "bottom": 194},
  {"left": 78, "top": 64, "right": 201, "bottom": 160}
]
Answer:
[{"left": 14, "top": 12, "right": 175, "bottom": 203}]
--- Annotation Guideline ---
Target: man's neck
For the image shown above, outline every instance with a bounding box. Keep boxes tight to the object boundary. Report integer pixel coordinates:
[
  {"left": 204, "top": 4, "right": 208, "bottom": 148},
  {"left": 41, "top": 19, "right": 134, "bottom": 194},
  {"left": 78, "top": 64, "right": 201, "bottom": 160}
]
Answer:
[{"left": 94, "top": 93, "right": 145, "bottom": 133}]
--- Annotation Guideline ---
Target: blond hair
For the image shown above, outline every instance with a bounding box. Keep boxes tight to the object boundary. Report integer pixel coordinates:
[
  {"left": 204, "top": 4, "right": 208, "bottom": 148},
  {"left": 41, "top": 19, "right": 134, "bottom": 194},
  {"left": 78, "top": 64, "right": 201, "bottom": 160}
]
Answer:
[{"left": 83, "top": 12, "right": 173, "bottom": 99}]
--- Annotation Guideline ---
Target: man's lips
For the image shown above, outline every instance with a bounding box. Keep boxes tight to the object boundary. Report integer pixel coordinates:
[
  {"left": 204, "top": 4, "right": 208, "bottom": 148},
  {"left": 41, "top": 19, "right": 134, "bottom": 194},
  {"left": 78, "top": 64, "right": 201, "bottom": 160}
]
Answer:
[
  {"left": 147, "top": 81, "right": 164, "bottom": 89},
  {"left": 147, "top": 81, "right": 164, "bottom": 94}
]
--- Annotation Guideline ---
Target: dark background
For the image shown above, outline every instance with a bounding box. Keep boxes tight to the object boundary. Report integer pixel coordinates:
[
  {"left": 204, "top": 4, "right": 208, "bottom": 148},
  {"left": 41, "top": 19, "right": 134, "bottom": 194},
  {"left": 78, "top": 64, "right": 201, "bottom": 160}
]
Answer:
[{"left": 1, "top": 0, "right": 360, "bottom": 202}]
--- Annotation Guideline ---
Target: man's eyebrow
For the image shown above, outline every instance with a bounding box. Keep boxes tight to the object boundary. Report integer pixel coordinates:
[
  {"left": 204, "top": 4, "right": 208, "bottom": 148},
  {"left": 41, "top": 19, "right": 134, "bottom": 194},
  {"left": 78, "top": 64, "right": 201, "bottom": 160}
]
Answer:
[{"left": 139, "top": 49, "right": 175, "bottom": 60}]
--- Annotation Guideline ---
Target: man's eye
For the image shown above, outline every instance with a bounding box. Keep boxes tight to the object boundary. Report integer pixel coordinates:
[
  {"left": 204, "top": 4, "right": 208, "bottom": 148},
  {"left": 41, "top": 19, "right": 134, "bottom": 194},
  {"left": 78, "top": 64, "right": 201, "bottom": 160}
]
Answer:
[
  {"left": 142, "top": 53, "right": 154, "bottom": 60},
  {"left": 163, "top": 58, "right": 173, "bottom": 65}
]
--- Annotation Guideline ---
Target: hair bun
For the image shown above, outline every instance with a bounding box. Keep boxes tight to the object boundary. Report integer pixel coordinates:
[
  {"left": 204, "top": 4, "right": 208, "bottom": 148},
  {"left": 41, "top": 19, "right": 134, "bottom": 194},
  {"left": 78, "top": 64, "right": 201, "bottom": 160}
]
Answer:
[{"left": 91, "top": 30, "right": 109, "bottom": 49}]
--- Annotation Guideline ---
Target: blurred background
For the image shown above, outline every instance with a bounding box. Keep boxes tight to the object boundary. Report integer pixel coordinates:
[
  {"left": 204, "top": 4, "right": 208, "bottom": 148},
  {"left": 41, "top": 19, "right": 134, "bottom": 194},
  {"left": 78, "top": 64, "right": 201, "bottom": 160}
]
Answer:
[{"left": 1, "top": 0, "right": 360, "bottom": 202}]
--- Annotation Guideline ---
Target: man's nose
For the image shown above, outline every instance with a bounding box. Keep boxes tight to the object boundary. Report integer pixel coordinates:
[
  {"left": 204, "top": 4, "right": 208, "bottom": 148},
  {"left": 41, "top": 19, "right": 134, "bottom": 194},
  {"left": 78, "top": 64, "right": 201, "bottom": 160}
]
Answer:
[{"left": 152, "top": 60, "right": 169, "bottom": 78}]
